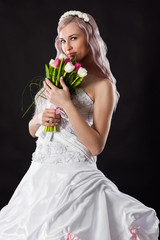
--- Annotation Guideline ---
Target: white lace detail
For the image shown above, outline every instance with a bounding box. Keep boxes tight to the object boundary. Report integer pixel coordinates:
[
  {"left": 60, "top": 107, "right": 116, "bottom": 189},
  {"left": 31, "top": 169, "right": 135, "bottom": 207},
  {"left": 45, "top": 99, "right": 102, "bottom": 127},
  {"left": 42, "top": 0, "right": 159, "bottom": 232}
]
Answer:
[
  {"left": 32, "top": 138, "right": 94, "bottom": 164},
  {"left": 32, "top": 88, "right": 97, "bottom": 165}
]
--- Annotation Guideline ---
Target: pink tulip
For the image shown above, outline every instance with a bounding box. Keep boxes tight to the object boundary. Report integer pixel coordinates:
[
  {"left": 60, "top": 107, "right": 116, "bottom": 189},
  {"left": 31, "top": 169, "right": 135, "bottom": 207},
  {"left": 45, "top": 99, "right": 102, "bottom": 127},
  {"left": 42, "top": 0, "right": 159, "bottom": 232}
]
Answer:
[
  {"left": 67, "top": 232, "right": 81, "bottom": 240},
  {"left": 130, "top": 227, "right": 140, "bottom": 240},
  {"left": 65, "top": 58, "right": 70, "bottom": 64},
  {"left": 53, "top": 58, "right": 61, "bottom": 68},
  {"left": 74, "top": 62, "right": 81, "bottom": 72}
]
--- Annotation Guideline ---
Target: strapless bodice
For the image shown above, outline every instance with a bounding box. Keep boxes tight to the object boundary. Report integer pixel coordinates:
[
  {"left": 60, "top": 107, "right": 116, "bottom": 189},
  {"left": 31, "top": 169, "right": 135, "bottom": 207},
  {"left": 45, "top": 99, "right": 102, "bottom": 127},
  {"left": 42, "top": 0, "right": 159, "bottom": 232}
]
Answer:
[{"left": 32, "top": 88, "right": 97, "bottom": 165}]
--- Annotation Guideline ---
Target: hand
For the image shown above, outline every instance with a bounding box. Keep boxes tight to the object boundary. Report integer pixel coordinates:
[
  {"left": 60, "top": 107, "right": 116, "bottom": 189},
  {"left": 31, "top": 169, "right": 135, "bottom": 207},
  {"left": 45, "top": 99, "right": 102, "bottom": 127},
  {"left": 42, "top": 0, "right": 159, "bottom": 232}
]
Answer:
[
  {"left": 38, "top": 108, "right": 61, "bottom": 127},
  {"left": 43, "top": 77, "right": 71, "bottom": 109}
]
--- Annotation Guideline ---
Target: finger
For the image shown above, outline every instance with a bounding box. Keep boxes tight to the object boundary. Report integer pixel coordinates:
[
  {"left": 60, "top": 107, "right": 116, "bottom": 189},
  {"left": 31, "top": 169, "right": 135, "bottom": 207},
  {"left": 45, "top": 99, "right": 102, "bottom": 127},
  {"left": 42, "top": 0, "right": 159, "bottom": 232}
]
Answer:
[
  {"left": 45, "top": 118, "right": 54, "bottom": 125},
  {"left": 45, "top": 78, "right": 57, "bottom": 90},
  {"left": 45, "top": 108, "right": 57, "bottom": 114},
  {"left": 55, "top": 114, "right": 61, "bottom": 119},
  {"left": 44, "top": 122, "right": 55, "bottom": 127},
  {"left": 42, "top": 117, "right": 60, "bottom": 126},
  {"left": 49, "top": 123, "right": 56, "bottom": 126},
  {"left": 43, "top": 111, "right": 56, "bottom": 118},
  {"left": 50, "top": 117, "right": 60, "bottom": 122},
  {"left": 42, "top": 116, "right": 53, "bottom": 124},
  {"left": 60, "top": 77, "right": 67, "bottom": 90},
  {"left": 43, "top": 81, "right": 51, "bottom": 92},
  {"left": 47, "top": 114, "right": 56, "bottom": 119},
  {"left": 44, "top": 110, "right": 61, "bottom": 119},
  {"left": 47, "top": 119, "right": 60, "bottom": 126}
]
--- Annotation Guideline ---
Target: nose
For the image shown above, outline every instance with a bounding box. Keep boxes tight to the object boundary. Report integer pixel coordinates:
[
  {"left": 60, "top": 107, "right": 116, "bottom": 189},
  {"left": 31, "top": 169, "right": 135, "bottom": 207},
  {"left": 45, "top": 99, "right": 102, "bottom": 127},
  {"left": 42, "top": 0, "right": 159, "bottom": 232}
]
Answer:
[{"left": 65, "top": 40, "right": 72, "bottom": 53}]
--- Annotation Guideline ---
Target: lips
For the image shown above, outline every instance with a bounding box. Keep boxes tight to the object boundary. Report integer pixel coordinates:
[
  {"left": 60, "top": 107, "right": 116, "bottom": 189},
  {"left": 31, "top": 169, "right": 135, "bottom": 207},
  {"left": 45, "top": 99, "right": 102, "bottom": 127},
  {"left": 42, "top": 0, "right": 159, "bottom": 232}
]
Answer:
[{"left": 68, "top": 52, "right": 76, "bottom": 57}]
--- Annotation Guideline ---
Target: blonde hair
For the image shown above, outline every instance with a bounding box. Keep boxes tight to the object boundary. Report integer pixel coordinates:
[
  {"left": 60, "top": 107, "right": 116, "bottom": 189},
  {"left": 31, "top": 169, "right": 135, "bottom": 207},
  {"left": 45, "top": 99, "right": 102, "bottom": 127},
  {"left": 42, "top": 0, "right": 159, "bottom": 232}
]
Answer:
[{"left": 55, "top": 13, "right": 120, "bottom": 106}]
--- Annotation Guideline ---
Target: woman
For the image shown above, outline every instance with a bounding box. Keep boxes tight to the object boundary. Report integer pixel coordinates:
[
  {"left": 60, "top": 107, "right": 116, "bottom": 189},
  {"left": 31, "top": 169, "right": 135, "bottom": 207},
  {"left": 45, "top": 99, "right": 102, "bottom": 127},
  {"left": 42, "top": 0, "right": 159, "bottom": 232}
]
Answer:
[{"left": 0, "top": 10, "right": 159, "bottom": 240}]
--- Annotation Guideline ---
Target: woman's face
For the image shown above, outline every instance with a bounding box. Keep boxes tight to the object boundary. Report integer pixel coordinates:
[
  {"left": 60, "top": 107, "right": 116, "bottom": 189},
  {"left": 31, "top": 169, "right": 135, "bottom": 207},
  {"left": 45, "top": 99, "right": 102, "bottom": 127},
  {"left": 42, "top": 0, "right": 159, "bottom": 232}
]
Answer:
[{"left": 59, "top": 22, "right": 90, "bottom": 62}]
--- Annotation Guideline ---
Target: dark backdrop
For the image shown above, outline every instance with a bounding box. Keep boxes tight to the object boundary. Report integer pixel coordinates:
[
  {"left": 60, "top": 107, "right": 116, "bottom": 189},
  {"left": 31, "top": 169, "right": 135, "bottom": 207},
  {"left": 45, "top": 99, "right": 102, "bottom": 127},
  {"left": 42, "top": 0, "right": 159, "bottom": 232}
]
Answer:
[{"left": 0, "top": 0, "right": 159, "bottom": 218}]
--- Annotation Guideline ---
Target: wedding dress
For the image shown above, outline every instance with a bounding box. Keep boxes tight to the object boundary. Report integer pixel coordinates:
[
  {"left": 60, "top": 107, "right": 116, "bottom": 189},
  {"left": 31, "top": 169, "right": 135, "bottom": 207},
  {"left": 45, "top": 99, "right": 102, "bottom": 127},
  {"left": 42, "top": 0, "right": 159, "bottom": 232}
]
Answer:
[{"left": 0, "top": 88, "right": 159, "bottom": 240}]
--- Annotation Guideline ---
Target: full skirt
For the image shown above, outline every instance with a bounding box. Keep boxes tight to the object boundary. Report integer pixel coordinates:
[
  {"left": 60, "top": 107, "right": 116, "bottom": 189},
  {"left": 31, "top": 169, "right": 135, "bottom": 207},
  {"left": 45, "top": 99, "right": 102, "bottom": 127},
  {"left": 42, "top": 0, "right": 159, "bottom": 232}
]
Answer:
[{"left": 0, "top": 161, "right": 159, "bottom": 240}]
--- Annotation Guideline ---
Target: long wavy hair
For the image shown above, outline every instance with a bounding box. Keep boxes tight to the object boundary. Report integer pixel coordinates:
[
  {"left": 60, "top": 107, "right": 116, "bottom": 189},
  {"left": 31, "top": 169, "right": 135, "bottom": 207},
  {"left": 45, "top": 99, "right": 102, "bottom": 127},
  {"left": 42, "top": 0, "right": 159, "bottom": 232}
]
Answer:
[{"left": 55, "top": 13, "right": 120, "bottom": 107}]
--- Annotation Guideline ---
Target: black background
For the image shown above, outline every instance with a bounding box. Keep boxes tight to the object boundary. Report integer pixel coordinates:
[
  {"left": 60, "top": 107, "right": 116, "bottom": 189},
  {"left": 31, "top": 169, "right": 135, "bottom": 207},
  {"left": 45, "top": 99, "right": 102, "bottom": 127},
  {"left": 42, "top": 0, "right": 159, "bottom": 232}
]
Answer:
[{"left": 0, "top": 0, "right": 159, "bottom": 219}]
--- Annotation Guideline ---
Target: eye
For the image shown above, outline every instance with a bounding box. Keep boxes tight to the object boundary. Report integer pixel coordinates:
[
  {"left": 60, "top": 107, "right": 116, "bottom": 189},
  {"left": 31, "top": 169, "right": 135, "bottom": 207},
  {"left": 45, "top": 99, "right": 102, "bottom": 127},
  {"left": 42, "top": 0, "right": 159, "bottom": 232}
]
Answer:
[
  {"left": 60, "top": 39, "right": 66, "bottom": 43},
  {"left": 71, "top": 37, "right": 77, "bottom": 41}
]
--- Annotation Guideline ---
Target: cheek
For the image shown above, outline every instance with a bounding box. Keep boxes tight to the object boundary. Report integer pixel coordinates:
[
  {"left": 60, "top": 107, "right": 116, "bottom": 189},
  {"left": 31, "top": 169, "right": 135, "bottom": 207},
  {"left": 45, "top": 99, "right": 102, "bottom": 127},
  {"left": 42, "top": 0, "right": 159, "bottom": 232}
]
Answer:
[
  {"left": 81, "top": 39, "right": 89, "bottom": 52},
  {"left": 86, "top": 44, "right": 90, "bottom": 55},
  {"left": 61, "top": 44, "right": 65, "bottom": 53},
  {"left": 79, "top": 42, "right": 89, "bottom": 57}
]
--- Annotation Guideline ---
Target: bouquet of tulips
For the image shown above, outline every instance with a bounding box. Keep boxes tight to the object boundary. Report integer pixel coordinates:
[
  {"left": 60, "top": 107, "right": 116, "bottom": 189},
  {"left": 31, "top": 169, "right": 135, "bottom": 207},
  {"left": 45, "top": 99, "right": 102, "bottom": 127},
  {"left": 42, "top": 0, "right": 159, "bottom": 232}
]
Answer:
[
  {"left": 22, "top": 54, "right": 87, "bottom": 132},
  {"left": 22, "top": 53, "right": 87, "bottom": 133},
  {"left": 46, "top": 53, "right": 87, "bottom": 93},
  {"left": 44, "top": 53, "right": 87, "bottom": 132}
]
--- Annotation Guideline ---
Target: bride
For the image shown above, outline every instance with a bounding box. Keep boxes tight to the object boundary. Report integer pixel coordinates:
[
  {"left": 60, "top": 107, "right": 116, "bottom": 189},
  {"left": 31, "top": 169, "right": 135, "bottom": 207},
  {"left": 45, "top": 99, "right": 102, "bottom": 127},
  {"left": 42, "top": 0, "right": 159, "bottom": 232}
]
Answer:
[{"left": 0, "top": 10, "right": 159, "bottom": 240}]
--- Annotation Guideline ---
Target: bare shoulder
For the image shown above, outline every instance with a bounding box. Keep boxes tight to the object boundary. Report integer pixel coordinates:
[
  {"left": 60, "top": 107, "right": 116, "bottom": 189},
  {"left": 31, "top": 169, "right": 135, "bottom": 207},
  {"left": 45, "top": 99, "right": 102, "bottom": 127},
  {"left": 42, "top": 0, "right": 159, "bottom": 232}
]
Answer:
[
  {"left": 80, "top": 73, "right": 115, "bottom": 105},
  {"left": 94, "top": 78, "right": 114, "bottom": 100},
  {"left": 93, "top": 77, "right": 115, "bottom": 114}
]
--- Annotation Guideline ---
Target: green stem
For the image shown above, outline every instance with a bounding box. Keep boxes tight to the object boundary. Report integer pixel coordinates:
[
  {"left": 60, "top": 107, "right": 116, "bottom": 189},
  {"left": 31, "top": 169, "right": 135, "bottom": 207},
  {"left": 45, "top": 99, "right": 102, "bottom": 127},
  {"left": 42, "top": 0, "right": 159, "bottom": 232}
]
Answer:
[
  {"left": 22, "top": 89, "right": 45, "bottom": 118},
  {"left": 52, "top": 68, "right": 56, "bottom": 85},
  {"left": 70, "top": 76, "right": 79, "bottom": 86},
  {"left": 63, "top": 72, "right": 67, "bottom": 78},
  {"left": 44, "top": 125, "right": 57, "bottom": 132}
]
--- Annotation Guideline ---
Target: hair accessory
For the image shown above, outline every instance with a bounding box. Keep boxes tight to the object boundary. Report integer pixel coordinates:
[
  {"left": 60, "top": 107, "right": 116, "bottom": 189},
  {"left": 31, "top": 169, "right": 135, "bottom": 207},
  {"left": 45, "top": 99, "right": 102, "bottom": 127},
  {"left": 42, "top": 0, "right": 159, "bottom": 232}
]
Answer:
[{"left": 59, "top": 10, "right": 89, "bottom": 24}]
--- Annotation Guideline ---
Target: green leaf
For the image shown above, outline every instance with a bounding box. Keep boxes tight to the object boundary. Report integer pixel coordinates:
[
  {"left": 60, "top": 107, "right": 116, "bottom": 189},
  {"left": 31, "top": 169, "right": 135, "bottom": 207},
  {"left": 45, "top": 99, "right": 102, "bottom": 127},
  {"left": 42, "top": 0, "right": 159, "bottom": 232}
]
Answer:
[
  {"left": 56, "top": 58, "right": 65, "bottom": 87},
  {"left": 68, "top": 72, "right": 77, "bottom": 85},
  {"left": 71, "top": 56, "right": 76, "bottom": 64},
  {"left": 45, "top": 64, "right": 50, "bottom": 79},
  {"left": 21, "top": 76, "right": 45, "bottom": 115},
  {"left": 49, "top": 65, "right": 53, "bottom": 79},
  {"left": 70, "top": 77, "right": 84, "bottom": 92},
  {"left": 60, "top": 59, "right": 66, "bottom": 78},
  {"left": 51, "top": 68, "right": 56, "bottom": 84},
  {"left": 70, "top": 76, "right": 79, "bottom": 86},
  {"left": 22, "top": 88, "right": 45, "bottom": 118}
]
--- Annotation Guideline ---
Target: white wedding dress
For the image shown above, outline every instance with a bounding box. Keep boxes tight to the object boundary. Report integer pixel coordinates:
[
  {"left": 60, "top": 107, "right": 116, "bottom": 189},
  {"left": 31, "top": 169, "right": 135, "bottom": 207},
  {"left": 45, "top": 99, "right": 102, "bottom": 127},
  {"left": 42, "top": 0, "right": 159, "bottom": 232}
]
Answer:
[{"left": 0, "top": 88, "right": 159, "bottom": 240}]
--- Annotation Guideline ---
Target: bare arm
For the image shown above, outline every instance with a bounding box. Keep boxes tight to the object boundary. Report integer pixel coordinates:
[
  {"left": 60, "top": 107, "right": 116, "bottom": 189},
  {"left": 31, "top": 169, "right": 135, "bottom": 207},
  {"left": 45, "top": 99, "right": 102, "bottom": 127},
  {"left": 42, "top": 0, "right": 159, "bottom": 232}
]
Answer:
[
  {"left": 63, "top": 80, "right": 115, "bottom": 156},
  {"left": 28, "top": 113, "right": 41, "bottom": 138},
  {"left": 44, "top": 78, "right": 115, "bottom": 156}
]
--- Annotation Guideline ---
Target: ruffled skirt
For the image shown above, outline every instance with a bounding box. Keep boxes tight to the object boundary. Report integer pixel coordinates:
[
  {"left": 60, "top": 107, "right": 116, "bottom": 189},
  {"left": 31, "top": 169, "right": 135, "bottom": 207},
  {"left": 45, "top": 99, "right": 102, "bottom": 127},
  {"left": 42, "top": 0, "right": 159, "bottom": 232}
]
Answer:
[{"left": 0, "top": 161, "right": 159, "bottom": 240}]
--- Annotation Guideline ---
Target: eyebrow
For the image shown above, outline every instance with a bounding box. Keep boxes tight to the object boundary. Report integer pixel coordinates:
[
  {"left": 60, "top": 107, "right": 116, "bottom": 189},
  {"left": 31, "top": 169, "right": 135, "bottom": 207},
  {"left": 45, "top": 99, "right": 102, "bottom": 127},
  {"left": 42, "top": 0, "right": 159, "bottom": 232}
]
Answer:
[{"left": 59, "top": 34, "right": 80, "bottom": 40}]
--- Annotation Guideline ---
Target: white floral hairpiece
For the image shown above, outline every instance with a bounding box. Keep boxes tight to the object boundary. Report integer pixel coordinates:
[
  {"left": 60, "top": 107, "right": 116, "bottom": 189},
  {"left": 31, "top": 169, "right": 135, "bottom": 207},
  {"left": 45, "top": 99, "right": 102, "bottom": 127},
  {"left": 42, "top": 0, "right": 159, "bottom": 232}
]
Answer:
[{"left": 59, "top": 10, "right": 89, "bottom": 24}]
